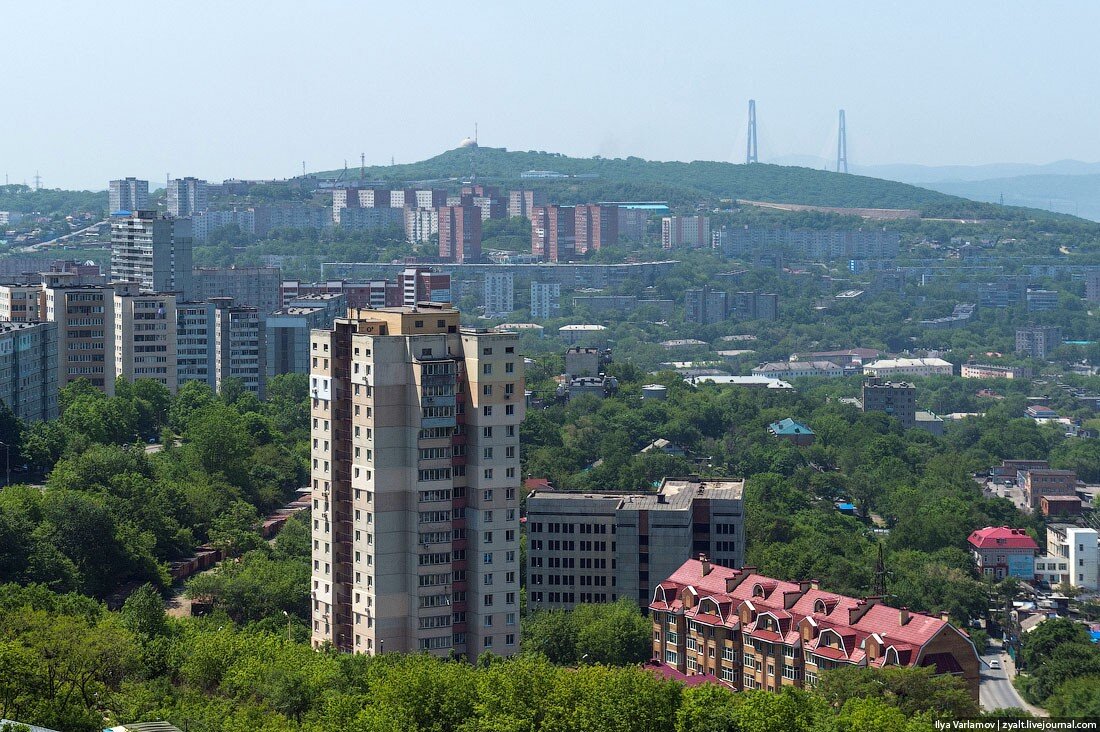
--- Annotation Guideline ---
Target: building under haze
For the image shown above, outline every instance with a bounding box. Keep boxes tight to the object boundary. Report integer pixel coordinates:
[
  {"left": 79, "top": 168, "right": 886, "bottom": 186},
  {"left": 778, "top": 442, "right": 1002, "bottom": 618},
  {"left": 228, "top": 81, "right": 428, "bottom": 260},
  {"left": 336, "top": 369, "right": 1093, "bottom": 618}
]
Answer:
[
  {"left": 109, "top": 177, "right": 149, "bottom": 213},
  {"left": 310, "top": 305, "right": 524, "bottom": 659},
  {"left": 110, "top": 211, "right": 194, "bottom": 299},
  {"left": 167, "top": 177, "right": 209, "bottom": 218}
]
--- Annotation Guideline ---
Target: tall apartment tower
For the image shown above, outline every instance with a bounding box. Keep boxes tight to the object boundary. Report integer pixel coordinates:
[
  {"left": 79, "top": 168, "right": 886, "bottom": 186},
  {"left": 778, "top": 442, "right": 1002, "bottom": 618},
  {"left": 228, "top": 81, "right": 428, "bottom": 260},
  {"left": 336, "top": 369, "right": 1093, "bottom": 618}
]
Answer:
[
  {"left": 113, "top": 283, "right": 179, "bottom": 392},
  {"left": 483, "top": 272, "right": 514, "bottom": 317},
  {"left": 530, "top": 205, "right": 575, "bottom": 262},
  {"left": 574, "top": 204, "right": 618, "bottom": 254},
  {"left": 862, "top": 378, "right": 916, "bottom": 429},
  {"left": 214, "top": 298, "right": 265, "bottom": 397},
  {"left": 309, "top": 305, "right": 525, "bottom": 660},
  {"left": 508, "top": 190, "right": 547, "bottom": 220},
  {"left": 110, "top": 211, "right": 194, "bottom": 299},
  {"left": 177, "top": 301, "right": 217, "bottom": 389},
  {"left": 1015, "top": 326, "right": 1063, "bottom": 359},
  {"left": 109, "top": 177, "right": 149, "bottom": 213},
  {"left": 661, "top": 216, "right": 711, "bottom": 250},
  {"left": 166, "top": 177, "right": 209, "bottom": 218},
  {"left": 438, "top": 205, "right": 482, "bottom": 263}
]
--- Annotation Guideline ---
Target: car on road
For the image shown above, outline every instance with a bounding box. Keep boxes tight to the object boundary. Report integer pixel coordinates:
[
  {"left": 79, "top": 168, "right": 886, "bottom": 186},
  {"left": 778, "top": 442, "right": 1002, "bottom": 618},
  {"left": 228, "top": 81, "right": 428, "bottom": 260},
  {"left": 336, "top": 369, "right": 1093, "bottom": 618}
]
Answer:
[{"left": 989, "top": 659, "right": 1000, "bottom": 669}]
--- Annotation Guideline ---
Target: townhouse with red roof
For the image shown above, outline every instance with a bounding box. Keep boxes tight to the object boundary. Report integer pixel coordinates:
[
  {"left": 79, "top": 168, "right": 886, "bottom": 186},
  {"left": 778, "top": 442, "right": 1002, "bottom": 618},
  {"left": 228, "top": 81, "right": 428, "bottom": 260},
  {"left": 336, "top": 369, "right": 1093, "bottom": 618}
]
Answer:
[{"left": 649, "top": 557, "right": 980, "bottom": 699}]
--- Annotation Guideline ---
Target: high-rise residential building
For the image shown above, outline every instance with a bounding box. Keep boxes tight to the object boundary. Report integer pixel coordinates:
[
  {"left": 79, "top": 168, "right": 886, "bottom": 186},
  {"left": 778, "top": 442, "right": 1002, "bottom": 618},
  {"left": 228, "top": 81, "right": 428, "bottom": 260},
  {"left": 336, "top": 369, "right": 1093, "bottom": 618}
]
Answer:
[
  {"left": 43, "top": 275, "right": 115, "bottom": 394},
  {"left": 1015, "top": 326, "right": 1063, "bottom": 359},
  {"left": 1086, "top": 270, "right": 1100, "bottom": 303},
  {"left": 0, "top": 321, "right": 58, "bottom": 421},
  {"left": 861, "top": 378, "right": 916, "bottom": 429},
  {"left": 0, "top": 284, "right": 45, "bottom": 322},
  {"left": 113, "top": 283, "right": 178, "bottom": 392},
  {"left": 507, "top": 190, "right": 546, "bottom": 220},
  {"left": 309, "top": 305, "right": 525, "bottom": 659},
  {"left": 438, "top": 205, "right": 482, "bottom": 263},
  {"left": 399, "top": 267, "right": 452, "bottom": 306},
  {"left": 109, "top": 178, "right": 149, "bottom": 213},
  {"left": 167, "top": 177, "right": 209, "bottom": 218},
  {"left": 404, "top": 207, "right": 439, "bottom": 245},
  {"left": 527, "top": 477, "right": 744, "bottom": 611},
  {"left": 530, "top": 205, "right": 575, "bottom": 262},
  {"left": 192, "top": 266, "right": 282, "bottom": 314},
  {"left": 530, "top": 282, "right": 560, "bottom": 319},
  {"left": 661, "top": 216, "right": 710, "bottom": 250},
  {"left": 482, "top": 272, "right": 514, "bottom": 317},
  {"left": 574, "top": 204, "right": 618, "bottom": 254},
  {"left": 734, "top": 291, "right": 778, "bottom": 321},
  {"left": 214, "top": 298, "right": 265, "bottom": 397},
  {"left": 110, "top": 211, "right": 194, "bottom": 299},
  {"left": 265, "top": 293, "right": 347, "bottom": 378},
  {"left": 684, "top": 286, "right": 729, "bottom": 325},
  {"left": 177, "top": 301, "right": 217, "bottom": 389},
  {"left": 650, "top": 558, "right": 980, "bottom": 698}
]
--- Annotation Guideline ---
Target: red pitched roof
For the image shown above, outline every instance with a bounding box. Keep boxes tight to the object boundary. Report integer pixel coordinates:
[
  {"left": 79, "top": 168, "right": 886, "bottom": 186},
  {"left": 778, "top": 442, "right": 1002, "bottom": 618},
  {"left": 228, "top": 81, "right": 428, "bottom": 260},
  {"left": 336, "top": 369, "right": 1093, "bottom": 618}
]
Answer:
[
  {"left": 967, "top": 526, "right": 1038, "bottom": 550},
  {"left": 651, "top": 558, "right": 967, "bottom": 670}
]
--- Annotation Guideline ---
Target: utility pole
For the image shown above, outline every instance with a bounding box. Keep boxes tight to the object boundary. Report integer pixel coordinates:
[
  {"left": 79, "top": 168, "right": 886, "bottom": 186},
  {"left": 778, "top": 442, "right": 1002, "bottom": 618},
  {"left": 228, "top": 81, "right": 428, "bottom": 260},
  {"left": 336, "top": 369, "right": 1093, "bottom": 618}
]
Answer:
[
  {"left": 746, "top": 100, "right": 758, "bottom": 164},
  {"left": 836, "top": 109, "right": 848, "bottom": 173}
]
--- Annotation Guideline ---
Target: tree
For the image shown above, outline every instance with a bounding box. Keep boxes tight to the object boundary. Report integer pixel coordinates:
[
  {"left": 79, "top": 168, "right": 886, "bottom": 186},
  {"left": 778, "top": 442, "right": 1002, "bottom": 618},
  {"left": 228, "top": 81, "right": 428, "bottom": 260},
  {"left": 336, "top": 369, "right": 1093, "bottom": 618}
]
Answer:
[
  {"left": 1046, "top": 675, "right": 1100, "bottom": 717},
  {"left": 207, "top": 500, "right": 265, "bottom": 558},
  {"left": 816, "top": 666, "right": 979, "bottom": 719},
  {"left": 1020, "top": 617, "right": 1093, "bottom": 670},
  {"left": 573, "top": 600, "right": 651, "bottom": 666}
]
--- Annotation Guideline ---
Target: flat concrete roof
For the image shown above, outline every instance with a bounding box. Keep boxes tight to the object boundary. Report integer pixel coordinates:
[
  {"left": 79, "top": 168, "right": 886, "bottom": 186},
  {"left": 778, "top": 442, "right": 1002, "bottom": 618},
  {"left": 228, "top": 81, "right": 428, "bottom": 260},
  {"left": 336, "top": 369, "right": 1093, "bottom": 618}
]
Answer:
[{"left": 527, "top": 477, "right": 743, "bottom": 512}]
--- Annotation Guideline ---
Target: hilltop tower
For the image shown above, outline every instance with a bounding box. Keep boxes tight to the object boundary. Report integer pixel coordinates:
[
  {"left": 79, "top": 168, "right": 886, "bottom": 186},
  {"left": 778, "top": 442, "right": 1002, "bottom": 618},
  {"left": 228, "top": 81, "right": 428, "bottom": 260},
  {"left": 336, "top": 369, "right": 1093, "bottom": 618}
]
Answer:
[{"left": 836, "top": 109, "right": 848, "bottom": 174}]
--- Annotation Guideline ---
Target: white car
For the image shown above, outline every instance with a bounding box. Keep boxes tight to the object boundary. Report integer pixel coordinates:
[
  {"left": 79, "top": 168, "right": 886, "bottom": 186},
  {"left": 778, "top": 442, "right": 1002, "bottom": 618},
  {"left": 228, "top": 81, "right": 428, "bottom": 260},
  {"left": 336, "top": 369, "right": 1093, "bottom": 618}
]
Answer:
[{"left": 989, "top": 659, "right": 1001, "bottom": 669}]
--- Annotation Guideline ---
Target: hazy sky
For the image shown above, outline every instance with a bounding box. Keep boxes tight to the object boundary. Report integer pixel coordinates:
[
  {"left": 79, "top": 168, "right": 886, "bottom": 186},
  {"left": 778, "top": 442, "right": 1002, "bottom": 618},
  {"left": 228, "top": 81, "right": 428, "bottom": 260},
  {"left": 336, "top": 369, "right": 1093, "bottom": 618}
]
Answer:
[{"left": 3, "top": 1, "right": 1098, "bottom": 189}]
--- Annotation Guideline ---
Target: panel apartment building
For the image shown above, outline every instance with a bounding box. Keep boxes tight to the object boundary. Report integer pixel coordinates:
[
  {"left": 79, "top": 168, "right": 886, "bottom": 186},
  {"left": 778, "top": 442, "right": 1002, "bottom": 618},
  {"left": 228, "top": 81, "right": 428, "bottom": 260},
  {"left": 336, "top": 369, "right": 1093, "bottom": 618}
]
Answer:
[
  {"left": 110, "top": 210, "right": 194, "bottom": 300},
  {"left": 526, "top": 477, "right": 744, "bottom": 610},
  {"left": 650, "top": 558, "right": 980, "bottom": 698},
  {"left": 0, "top": 321, "right": 58, "bottom": 421},
  {"left": 310, "top": 305, "right": 525, "bottom": 659}
]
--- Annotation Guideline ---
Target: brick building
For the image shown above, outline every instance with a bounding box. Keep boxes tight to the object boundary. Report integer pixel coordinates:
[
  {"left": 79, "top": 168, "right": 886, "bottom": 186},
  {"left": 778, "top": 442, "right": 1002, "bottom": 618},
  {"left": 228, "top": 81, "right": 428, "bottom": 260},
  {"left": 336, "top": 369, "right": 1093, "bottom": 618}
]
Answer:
[
  {"left": 649, "top": 558, "right": 980, "bottom": 698},
  {"left": 967, "top": 526, "right": 1038, "bottom": 580}
]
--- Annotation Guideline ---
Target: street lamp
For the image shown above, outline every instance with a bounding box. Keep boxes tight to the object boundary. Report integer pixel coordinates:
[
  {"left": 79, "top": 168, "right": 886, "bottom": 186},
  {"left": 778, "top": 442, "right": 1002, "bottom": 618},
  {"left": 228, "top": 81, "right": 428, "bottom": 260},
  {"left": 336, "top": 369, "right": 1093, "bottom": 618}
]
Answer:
[
  {"left": 283, "top": 610, "right": 292, "bottom": 642},
  {"left": 0, "top": 441, "right": 10, "bottom": 486}
]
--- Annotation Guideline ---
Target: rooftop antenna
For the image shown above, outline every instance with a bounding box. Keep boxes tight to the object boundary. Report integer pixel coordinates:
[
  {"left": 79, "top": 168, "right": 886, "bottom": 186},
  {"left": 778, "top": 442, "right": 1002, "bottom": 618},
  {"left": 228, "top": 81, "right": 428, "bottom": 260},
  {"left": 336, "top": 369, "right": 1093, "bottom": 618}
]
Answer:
[
  {"left": 872, "top": 542, "right": 887, "bottom": 597},
  {"left": 746, "top": 99, "right": 758, "bottom": 164},
  {"left": 836, "top": 109, "right": 848, "bottom": 174},
  {"left": 302, "top": 161, "right": 306, "bottom": 177},
  {"left": 360, "top": 153, "right": 365, "bottom": 180}
]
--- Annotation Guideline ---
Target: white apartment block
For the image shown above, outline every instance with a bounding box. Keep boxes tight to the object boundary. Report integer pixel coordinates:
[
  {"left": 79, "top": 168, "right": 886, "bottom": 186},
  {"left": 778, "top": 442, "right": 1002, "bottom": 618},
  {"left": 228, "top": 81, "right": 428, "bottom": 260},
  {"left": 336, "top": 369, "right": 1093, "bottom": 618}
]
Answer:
[
  {"left": 110, "top": 211, "right": 194, "bottom": 300},
  {"left": 483, "top": 272, "right": 514, "bottom": 317},
  {"left": 167, "top": 177, "right": 209, "bottom": 218},
  {"left": 530, "top": 282, "right": 561, "bottom": 320},
  {"left": 1036, "top": 524, "right": 1098, "bottom": 591},
  {"left": 863, "top": 358, "right": 954, "bottom": 378},
  {"left": 309, "top": 304, "right": 524, "bottom": 660}
]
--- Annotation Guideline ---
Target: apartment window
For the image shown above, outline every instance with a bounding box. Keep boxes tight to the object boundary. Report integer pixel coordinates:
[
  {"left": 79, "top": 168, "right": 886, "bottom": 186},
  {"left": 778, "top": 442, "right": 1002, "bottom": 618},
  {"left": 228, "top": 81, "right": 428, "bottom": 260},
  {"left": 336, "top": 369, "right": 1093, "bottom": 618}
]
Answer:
[
  {"left": 506, "top": 467, "right": 516, "bottom": 478},
  {"left": 482, "top": 426, "right": 493, "bottom": 438},
  {"left": 483, "top": 385, "right": 492, "bottom": 396},
  {"left": 415, "top": 320, "right": 424, "bottom": 328},
  {"left": 505, "top": 446, "right": 515, "bottom": 458},
  {"left": 483, "top": 406, "right": 493, "bottom": 416},
  {"left": 482, "top": 347, "right": 492, "bottom": 356},
  {"left": 505, "top": 405, "right": 514, "bottom": 415},
  {"left": 506, "top": 592, "right": 516, "bottom": 604},
  {"left": 484, "top": 511, "right": 493, "bottom": 522},
  {"left": 483, "top": 551, "right": 493, "bottom": 563},
  {"left": 505, "top": 362, "right": 514, "bottom": 373},
  {"left": 506, "top": 634, "right": 515, "bottom": 646},
  {"left": 484, "top": 447, "right": 493, "bottom": 459},
  {"left": 484, "top": 469, "right": 493, "bottom": 479},
  {"left": 506, "top": 425, "right": 515, "bottom": 437},
  {"left": 665, "top": 650, "right": 678, "bottom": 664},
  {"left": 484, "top": 573, "right": 493, "bottom": 585},
  {"left": 483, "top": 363, "right": 492, "bottom": 375},
  {"left": 505, "top": 487, "right": 515, "bottom": 500},
  {"left": 483, "top": 594, "right": 493, "bottom": 607},
  {"left": 506, "top": 612, "right": 516, "bottom": 626}
]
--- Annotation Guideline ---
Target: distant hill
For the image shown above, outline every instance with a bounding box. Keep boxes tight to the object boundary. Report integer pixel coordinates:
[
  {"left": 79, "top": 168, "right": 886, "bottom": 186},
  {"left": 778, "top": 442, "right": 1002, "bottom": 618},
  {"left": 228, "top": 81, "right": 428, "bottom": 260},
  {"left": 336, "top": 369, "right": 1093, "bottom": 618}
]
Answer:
[
  {"left": 311, "top": 147, "right": 1045, "bottom": 220},
  {"left": 921, "top": 174, "right": 1100, "bottom": 222}
]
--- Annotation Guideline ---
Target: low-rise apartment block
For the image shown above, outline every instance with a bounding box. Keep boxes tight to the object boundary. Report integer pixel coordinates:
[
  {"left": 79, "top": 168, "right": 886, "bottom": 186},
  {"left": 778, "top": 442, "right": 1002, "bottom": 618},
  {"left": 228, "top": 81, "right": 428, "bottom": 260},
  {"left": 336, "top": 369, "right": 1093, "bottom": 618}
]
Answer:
[
  {"left": 861, "top": 378, "right": 916, "bottom": 429},
  {"left": 526, "top": 477, "right": 744, "bottom": 611},
  {"left": 960, "top": 364, "right": 1031, "bottom": 379},
  {"left": 1035, "top": 524, "right": 1098, "bottom": 591},
  {"left": 1022, "top": 468, "right": 1077, "bottom": 509},
  {"left": 863, "top": 357, "right": 953, "bottom": 378},
  {"left": 649, "top": 558, "right": 980, "bottom": 698}
]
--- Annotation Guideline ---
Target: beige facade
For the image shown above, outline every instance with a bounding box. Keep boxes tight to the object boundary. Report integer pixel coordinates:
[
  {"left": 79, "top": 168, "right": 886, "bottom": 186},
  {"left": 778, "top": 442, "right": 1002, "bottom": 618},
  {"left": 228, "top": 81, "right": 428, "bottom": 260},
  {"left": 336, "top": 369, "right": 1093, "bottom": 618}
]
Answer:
[
  {"left": 44, "top": 278, "right": 115, "bottom": 394},
  {"left": 310, "top": 304, "right": 524, "bottom": 659},
  {"left": 113, "top": 284, "right": 178, "bottom": 392},
  {"left": 0, "top": 284, "right": 45, "bottom": 322}
]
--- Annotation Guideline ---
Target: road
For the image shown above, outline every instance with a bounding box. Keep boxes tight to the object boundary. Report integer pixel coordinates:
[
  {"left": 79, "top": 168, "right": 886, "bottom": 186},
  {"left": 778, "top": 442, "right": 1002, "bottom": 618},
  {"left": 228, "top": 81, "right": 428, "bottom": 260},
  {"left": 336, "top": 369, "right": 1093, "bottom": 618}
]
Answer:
[
  {"left": 979, "top": 644, "right": 1045, "bottom": 716},
  {"left": 17, "top": 219, "right": 107, "bottom": 252}
]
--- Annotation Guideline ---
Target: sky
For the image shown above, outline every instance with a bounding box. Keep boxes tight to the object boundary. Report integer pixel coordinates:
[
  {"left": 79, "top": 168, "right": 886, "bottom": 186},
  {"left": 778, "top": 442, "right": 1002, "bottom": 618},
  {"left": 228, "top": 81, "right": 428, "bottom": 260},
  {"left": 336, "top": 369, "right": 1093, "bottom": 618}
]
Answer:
[{"left": 2, "top": 1, "right": 1099, "bottom": 190}]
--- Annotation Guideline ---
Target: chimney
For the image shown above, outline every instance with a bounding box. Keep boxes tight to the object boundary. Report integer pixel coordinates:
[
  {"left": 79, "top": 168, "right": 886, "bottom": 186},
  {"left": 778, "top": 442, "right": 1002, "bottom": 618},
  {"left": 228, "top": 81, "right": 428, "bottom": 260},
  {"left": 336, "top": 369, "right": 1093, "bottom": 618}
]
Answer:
[
  {"left": 848, "top": 599, "right": 874, "bottom": 625},
  {"left": 724, "top": 569, "right": 752, "bottom": 594},
  {"left": 784, "top": 587, "right": 808, "bottom": 609},
  {"left": 899, "top": 607, "right": 910, "bottom": 626},
  {"left": 798, "top": 580, "right": 813, "bottom": 593},
  {"left": 940, "top": 611, "right": 951, "bottom": 623},
  {"left": 699, "top": 554, "right": 711, "bottom": 577},
  {"left": 810, "top": 579, "right": 821, "bottom": 590}
]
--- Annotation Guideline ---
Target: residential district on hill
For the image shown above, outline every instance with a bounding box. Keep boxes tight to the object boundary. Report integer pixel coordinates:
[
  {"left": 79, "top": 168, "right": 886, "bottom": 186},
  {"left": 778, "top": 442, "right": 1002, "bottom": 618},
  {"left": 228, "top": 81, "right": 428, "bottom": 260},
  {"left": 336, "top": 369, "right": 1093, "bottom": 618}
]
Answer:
[{"left": 2, "top": 148, "right": 1100, "bottom": 729}]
